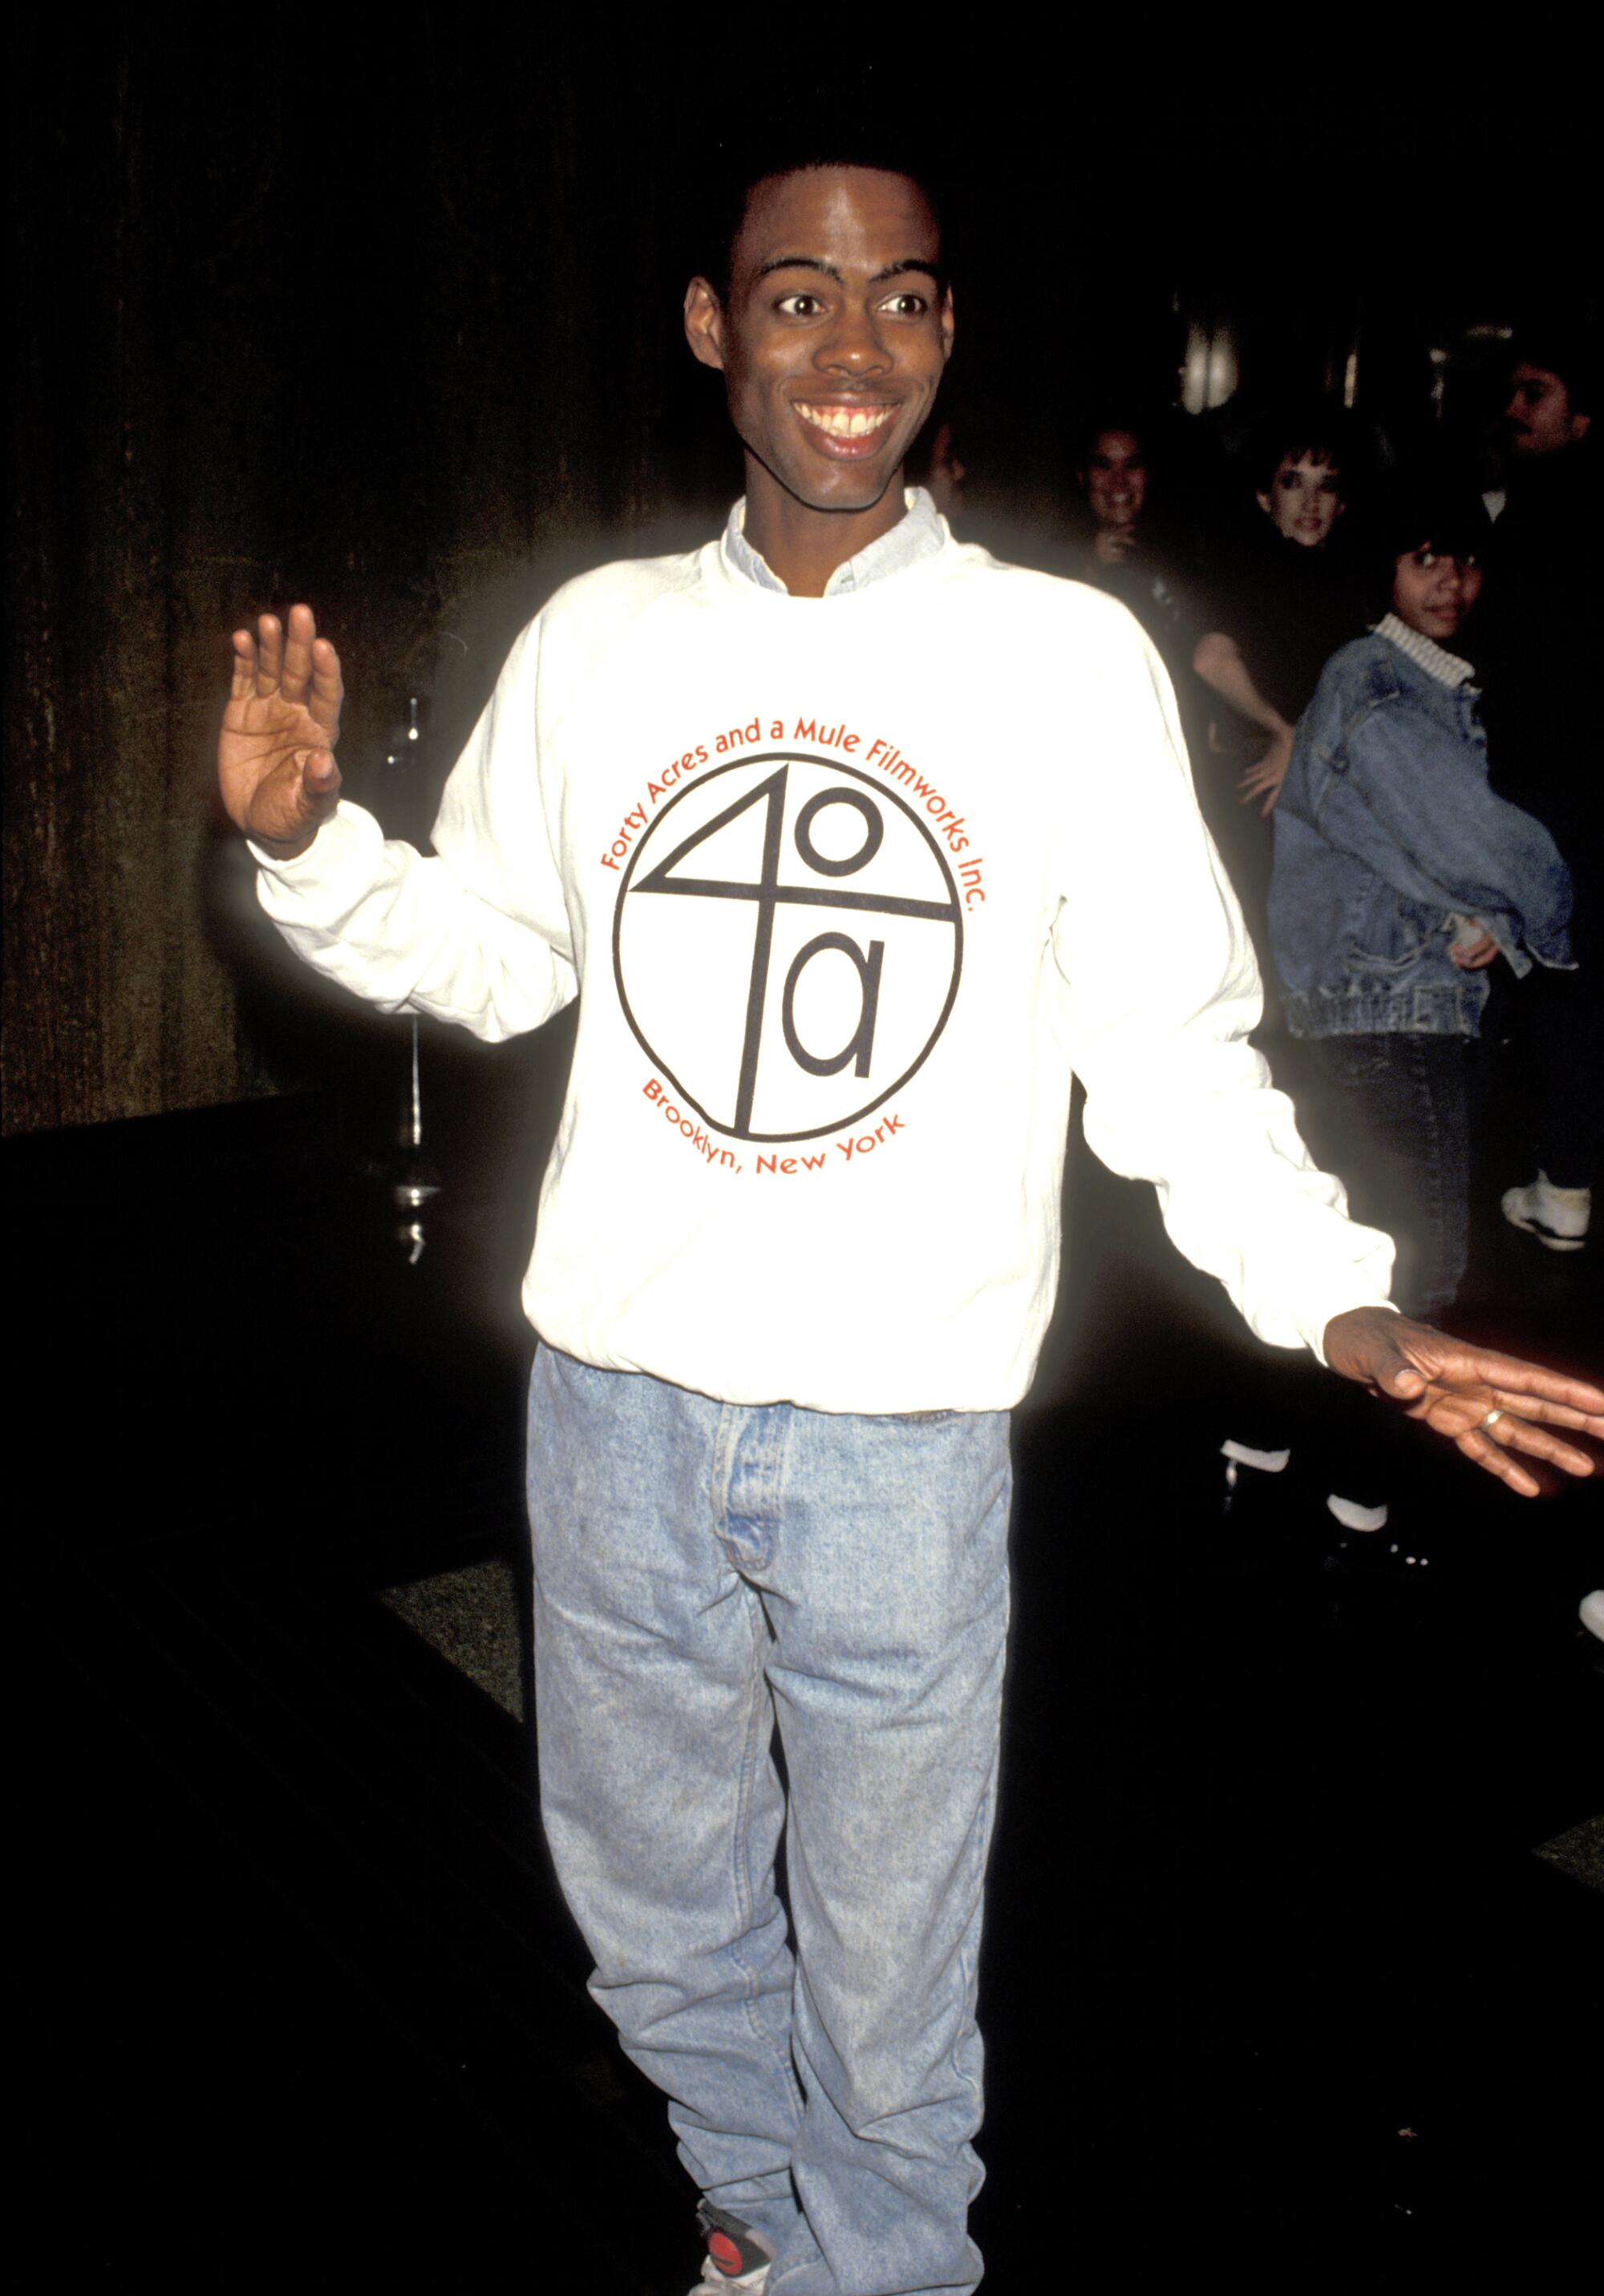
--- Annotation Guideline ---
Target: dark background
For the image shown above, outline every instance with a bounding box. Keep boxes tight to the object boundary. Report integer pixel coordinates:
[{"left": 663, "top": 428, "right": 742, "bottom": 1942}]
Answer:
[
  {"left": 7, "top": 19, "right": 1598, "bottom": 1137},
  {"left": 10, "top": 27, "right": 1602, "bottom": 2286}
]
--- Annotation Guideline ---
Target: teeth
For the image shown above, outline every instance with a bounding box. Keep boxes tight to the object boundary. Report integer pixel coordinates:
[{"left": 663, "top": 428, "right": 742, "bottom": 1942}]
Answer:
[{"left": 796, "top": 403, "right": 895, "bottom": 439}]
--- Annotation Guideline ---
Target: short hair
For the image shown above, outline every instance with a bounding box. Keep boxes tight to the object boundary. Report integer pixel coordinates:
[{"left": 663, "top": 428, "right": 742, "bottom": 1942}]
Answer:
[
  {"left": 1507, "top": 326, "right": 1598, "bottom": 420},
  {"left": 1249, "top": 401, "right": 1359, "bottom": 498},
  {"left": 1377, "top": 472, "right": 1491, "bottom": 566},
  {"left": 691, "top": 132, "right": 946, "bottom": 302}
]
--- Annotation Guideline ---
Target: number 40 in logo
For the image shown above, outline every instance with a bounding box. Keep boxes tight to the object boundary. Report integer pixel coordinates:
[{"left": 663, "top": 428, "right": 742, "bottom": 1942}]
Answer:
[{"left": 613, "top": 752, "right": 963, "bottom": 1144}]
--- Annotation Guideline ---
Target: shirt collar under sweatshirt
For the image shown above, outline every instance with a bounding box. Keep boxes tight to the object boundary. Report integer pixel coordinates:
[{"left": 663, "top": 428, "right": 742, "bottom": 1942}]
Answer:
[{"left": 723, "top": 486, "right": 947, "bottom": 597}]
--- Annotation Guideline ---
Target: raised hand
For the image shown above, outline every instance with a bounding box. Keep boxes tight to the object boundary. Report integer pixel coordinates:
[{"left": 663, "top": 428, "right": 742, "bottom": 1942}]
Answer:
[
  {"left": 220, "top": 605, "right": 345, "bottom": 855},
  {"left": 1323, "top": 1306, "right": 1604, "bottom": 1496}
]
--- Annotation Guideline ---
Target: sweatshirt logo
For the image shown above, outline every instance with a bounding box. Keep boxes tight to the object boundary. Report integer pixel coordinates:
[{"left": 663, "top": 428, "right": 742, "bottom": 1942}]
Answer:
[{"left": 613, "top": 751, "right": 962, "bottom": 1143}]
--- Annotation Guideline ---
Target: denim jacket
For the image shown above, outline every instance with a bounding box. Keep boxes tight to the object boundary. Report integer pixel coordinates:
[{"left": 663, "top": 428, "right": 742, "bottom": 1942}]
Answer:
[{"left": 1268, "top": 633, "right": 1574, "bottom": 1039}]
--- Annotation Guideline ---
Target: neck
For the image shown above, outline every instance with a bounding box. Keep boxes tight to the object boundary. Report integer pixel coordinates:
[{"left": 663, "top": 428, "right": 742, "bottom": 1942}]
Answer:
[{"left": 741, "top": 459, "right": 909, "bottom": 597}]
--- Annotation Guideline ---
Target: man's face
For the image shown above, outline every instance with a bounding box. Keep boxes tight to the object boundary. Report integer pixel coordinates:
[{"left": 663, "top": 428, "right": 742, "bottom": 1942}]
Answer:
[
  {"left": 1082, "top": 430, "right": 1147, "bottom": 532},
  {"left": 684, "top": 167, "right": 954, "bottom": 516},
  {"left": 1391, "top": 545, "right": 1484, "bottom": 642},
  {"left": 1257, "top": 452, "right": 1345, "bottom": 548},
  {"left": 1505, "top": 363, "right": 1590, "bottom": 458}
]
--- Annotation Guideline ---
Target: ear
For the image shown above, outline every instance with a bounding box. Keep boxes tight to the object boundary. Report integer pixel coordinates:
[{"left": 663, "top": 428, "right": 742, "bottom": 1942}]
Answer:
[
  {"left": 1571, "top": 409, "right": 1593, "bottom": 443},
  {"left": 1255, "top": 489, "right": 1273, "bottom": 519},
  {"left": 683, "top": 277, "right": 727, "bottom": 373},
  {"left": 940, "top": 283, "right": 956, "bottom": 365}
]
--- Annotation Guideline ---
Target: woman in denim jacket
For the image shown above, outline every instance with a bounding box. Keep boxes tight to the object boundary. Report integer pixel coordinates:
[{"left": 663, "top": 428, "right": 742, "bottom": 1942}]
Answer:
[{"left": 1269, "top": 484, "right": 1574, "bottom": 1318}]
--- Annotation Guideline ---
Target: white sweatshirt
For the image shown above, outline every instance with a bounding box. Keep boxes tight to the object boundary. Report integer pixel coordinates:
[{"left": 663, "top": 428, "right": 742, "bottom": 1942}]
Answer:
[{"left": 255, "top": 511, "right": 1395, "bottom": 1411}]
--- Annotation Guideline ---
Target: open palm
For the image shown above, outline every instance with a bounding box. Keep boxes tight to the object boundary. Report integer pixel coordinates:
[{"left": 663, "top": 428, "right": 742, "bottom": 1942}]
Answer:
[
  {"left": 1325, "top": 1306, "right": 1604, "bottom": 1496},
  {"left": 220, "top": 604, "right": 345, "bottom": 852}
]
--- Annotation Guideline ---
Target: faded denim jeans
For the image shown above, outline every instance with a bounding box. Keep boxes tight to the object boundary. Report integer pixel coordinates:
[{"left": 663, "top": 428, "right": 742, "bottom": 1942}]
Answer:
[{"left": 527, "top": 1344, "right": 1013, "bottom": 2295}]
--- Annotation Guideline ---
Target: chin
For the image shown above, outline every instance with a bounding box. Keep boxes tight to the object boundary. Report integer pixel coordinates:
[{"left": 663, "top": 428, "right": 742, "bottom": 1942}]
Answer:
[{"left": 790, "top": 466, "right": 900, "bottom": 514}]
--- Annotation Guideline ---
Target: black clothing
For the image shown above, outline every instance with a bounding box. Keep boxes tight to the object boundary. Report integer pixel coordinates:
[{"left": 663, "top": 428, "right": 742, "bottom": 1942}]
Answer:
[
  {"left": 1188, "top": 523, "right": 1369, "bottom": 1014},
  {"left": 1198, "top": 520, "right": 1371, "bottom": 730},
  {"left": 1476, "top": 446, "right": 1602, "bottom": 1192}
]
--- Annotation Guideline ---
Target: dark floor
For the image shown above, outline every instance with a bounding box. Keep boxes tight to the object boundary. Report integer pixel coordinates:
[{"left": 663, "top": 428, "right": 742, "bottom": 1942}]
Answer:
[{"left": 14, "top": 1030, "right": 1602, "bottom": 2290}]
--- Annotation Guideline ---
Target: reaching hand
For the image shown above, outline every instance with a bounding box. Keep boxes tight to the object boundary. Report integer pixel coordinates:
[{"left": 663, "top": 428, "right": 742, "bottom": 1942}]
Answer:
[
  {"left": 1449, "top": 925, "right": 1500, "bottom": 970},
  {"left": 1323, "top": 1306, "right": 1604, "bottom": 1496},
  {"left": 1094, "top": 528, "right": 1136, "bottom": 565},
  {"left": 1237, "top": 725, "right": 1294, "bottom": 818},
  {"left": 220, "top": 604, "right": 345, "bottom": 856}
]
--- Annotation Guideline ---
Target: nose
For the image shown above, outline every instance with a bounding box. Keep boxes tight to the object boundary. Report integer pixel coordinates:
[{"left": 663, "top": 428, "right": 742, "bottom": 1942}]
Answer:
[{"left": 814, "top": 300, "right": 890, "bottom": 376}]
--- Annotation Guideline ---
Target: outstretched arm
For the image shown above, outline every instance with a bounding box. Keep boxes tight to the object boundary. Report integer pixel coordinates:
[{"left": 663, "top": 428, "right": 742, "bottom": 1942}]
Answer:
[
  {"left": 1324, "top": 1306, "right": 1604, "bottom": 1496},
  {"left": 220, "top": 604, "right": 345, "bottom": 855},
  {"left": 1191, "top": 630, "right": 1294, "bottom": 816}
]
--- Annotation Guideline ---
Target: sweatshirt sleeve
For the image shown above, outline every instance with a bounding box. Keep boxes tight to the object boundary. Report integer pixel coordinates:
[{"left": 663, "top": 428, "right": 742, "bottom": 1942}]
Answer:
[
  {"left": 1049, "top": 616, "right": 1396, "bottom": 1359},
  {"left": 253, "top": 616, "right": 578, "bottom": 1041}
]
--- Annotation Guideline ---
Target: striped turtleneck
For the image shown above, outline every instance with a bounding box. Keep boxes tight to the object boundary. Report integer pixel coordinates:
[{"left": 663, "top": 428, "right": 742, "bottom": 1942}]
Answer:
[{"left": 1373, "top": 611, "right": 1476, "bottom": 690}]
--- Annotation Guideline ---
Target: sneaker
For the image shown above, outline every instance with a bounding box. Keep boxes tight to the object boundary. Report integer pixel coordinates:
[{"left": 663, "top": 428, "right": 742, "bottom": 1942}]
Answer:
[
  {"left": 1502, "top": 1172, "right": 1590, "bottom": 1253},
  {"left": 1321, "top": 1492, "right": 1434, "bottom": 1580},
  {"left": 1582, "top": 1590, "right": 1604, "bottom": 1645},
  {"left": 689, "top": 2202, "right": 775, "bottom": 2294}
]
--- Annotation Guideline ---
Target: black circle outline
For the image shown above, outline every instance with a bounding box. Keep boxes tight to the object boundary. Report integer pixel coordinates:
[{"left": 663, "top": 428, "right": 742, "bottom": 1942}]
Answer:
[{"left": 612, "top": 750, "right": 965, "bottom": 1143}]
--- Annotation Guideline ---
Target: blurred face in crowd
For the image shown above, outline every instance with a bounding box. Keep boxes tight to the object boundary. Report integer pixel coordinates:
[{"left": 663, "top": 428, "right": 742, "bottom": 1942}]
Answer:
[
  {"left": 1258, "top": 452, "right": 1344, "bottom": 547},
  {"left": 1391, "top": 543, "right": 1484, "bottom": 642},
  {"left": 1082, "top": 429, "right": 1147, "bottom": 535},
  {"left": 684, "top": 165, "right": 953, "bottom": 518},
  {"left": 1504, "top": 363, "right": 1591, "bottom": 458}
]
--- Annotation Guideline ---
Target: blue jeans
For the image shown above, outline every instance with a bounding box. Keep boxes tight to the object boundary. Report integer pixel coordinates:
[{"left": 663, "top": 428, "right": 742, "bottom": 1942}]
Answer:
[{"left": 526, "top": 1345, "right": 1013, "bottom": 2296}]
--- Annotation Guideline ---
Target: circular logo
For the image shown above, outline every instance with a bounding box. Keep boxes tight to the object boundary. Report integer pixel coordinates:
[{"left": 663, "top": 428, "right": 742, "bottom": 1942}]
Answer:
[{"left": 613, "top": 751, "right": 963, "bottom": 1142}]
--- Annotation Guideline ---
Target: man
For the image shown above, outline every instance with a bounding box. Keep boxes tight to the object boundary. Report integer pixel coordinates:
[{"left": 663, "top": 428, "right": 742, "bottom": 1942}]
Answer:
[
  {"left": 218, "top": 155, "right": 1604, "bottom": 2296},
  {"left": 1482, "top": 332, "right": 1600, "bottom": 1259},
  {"left": 1504, "top": 350, "right": 1593, "bottom": 461}
]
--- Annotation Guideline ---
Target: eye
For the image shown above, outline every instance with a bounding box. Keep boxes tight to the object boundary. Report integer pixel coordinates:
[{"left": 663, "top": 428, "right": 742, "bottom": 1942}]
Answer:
[
  {"left": 1412, "top": 550, "right": 1439, "bottom": 567},
  {"left": 776, "top": 293, "right": 825, "bottom": 317},
  {"left": 880, "top": 291, "right": 930, "bottom": 317}
]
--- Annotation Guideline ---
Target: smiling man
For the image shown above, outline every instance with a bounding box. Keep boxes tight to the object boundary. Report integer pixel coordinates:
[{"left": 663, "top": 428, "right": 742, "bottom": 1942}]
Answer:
[
  {"left": 683, "top": 166, "right": 954, "bottom": 598},
  {"left": 220, "top": 151, "right": 1604, "bottom": 2296}
]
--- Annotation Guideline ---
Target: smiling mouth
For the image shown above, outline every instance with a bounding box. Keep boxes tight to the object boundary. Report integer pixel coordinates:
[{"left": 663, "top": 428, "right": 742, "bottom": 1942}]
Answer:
[{"left": 795, "top": 402, "right": 899, "bottom": 442}]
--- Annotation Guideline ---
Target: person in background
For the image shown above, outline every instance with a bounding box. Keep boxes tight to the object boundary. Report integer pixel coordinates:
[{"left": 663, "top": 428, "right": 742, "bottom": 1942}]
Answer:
[
  {"left": 1477, "top": 329, "right": 1600, "bottom": 1259},
  {"left": 1067, "top": 415, "right": 1198, "bottom": 679},
  {"left": 1260, "top": 480, "right": 1572, "bottom": 1547},
  {"left": 1187, "top": 407, "right": 1369, "bottom": 1000},
  {"left": 1193, "top": 405, "right": 1368, "bottom": 816}
]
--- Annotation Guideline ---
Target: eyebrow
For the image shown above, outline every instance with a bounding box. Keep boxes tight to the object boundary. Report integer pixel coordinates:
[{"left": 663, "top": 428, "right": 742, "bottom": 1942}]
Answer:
[{"left": 754, "top": 255, "right": 943, "bottom": 285}]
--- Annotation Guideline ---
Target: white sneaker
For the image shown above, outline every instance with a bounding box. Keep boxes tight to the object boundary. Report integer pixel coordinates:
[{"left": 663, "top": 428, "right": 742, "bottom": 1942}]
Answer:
[
  {"left": 689, "top": 2204, "right": 774, "bottom": 2294},
  {"left": 1502, "top": 1172, "right": 1590, "bottom": 1252}
]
